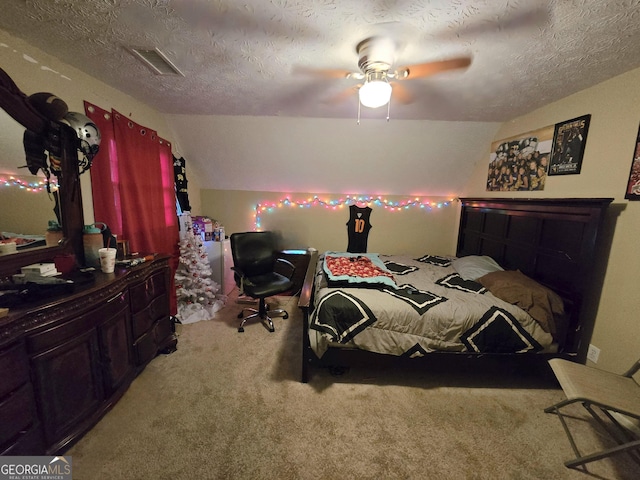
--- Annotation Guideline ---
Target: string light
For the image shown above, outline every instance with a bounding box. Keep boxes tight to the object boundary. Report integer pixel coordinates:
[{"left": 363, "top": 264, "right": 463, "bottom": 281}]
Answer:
[
  {"left": 0, "top": 176, "right": 58, "bottom": 192},
  {"left": 254, "top": 195, "right": 457, "bottom": 229}
]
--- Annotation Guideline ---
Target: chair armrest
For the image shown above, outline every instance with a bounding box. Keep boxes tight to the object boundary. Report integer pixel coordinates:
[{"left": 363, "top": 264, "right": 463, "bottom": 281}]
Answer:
[
  {"left": 230, "top": 265, "right": 245, "bottom": 277},
  {"left": 275, "top": 257, "right": 296, "bottom": 279},
  {"left": 623, "top": 358, "right": 640, "bottom": 377},
  {"left": 230, "top": 266, "right": 255, "bottom": 287}
]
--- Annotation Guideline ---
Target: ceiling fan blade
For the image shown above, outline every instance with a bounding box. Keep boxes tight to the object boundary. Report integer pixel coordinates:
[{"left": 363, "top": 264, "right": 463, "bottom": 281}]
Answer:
[
  {"left": 391, "top": 82, "right": 413, "bottom": 104},
  {"left": 292, "top": 66, "right": 354, "bottom": 80},
  {"left": 429, "top": 6, "right": 549, "bottom": 40},
  {"left": 274, "top": 80, "right": 333, "bottom": 111},
  {"left": 169, "top": 0, "right": 319, "bottom": 39},
  {"left": 324, "top": 85, "right": 360, "bottom": 105},
  {"left": 398, "top": 57, "right": 472, "bottom": 80}
]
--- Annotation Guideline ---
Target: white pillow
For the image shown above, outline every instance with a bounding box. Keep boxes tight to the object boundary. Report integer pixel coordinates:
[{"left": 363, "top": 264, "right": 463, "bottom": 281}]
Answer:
[{"left": 452, "top": 255, "right": 503, "bottom": 281}]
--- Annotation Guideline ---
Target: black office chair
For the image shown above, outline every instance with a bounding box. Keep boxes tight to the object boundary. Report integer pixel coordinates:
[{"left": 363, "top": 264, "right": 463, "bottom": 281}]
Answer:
[{"left": 230, "top": 231, "right": 295, "bottom": 332}]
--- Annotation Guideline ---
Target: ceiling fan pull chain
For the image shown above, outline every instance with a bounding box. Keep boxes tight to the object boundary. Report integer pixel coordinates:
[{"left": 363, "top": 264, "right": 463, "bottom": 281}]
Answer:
[
  {"left": 386, "top": 99, "right": 391, "bottom": 122},
  {"left": 357, "top": 99, "right": 361, "bottom": 125}
]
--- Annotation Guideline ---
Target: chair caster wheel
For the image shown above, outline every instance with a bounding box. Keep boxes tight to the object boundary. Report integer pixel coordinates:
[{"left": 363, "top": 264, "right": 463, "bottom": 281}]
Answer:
[
  {"left": 269, "top": 327, "right": 275, "bottom": 333},
  {"left": 283, "top": 313, "right": 289, "bottom": 319},
  {"left": 238, "top": 327, "right": 244, "bottom": 333},
  {"left": 237, "top": 312, "right": 243, "bottom": 319}
]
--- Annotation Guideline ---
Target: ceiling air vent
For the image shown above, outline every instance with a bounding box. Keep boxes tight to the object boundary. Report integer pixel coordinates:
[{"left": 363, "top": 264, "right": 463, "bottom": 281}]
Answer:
[{"left": 128, "top": 47, "right": 184, "bottom": 76}]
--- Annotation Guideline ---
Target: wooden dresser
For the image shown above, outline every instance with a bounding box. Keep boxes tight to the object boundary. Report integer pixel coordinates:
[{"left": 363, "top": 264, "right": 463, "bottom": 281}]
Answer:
[{"left": 0, "top": 255, "right": 176, "bottom": 455}]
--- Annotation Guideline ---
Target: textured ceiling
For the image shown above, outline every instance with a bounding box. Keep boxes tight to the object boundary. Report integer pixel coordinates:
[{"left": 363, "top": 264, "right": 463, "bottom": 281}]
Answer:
[{"left": 1, "top": 0, "right": 640, "bottom": 122}]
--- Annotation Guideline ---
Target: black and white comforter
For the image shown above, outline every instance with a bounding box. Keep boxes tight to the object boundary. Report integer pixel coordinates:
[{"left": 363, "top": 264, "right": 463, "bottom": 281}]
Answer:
[{"left": 309, "top": 253, "right": 554, "bottom": 358}]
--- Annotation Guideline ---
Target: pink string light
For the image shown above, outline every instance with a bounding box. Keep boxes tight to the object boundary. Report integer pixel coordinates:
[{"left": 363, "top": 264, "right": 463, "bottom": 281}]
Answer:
[
  {"left": 0, "top": 176, "right": 58, "bottom": 192},
  {"left": 254, "top": 195, "right": 456, "bottom": 229}
]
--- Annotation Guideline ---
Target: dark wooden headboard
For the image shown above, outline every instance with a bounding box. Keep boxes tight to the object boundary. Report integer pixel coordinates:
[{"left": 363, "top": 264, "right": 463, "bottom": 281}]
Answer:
[{"left": 457, "top": 198, "right": 613, "bottom": 360}]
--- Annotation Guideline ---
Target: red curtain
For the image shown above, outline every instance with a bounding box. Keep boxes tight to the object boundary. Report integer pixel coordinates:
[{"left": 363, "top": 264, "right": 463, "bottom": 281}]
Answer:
[
  {"left": 85, "top": 102, "right": 179, "bottom": 314},
  {"left": 84, "top": 103, "right": 122, "bottom": 235}
]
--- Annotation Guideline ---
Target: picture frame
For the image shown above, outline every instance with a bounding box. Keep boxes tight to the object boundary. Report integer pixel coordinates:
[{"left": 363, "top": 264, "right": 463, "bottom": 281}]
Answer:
[
  {"left": 548, "top": 114, "right": 591, "bottom": 175},
  {"left": 624, "top": 122, "right": 640, "bottom": 200},
  {"left": 486, "top": 124, "right": 554, "bottom": 192}
]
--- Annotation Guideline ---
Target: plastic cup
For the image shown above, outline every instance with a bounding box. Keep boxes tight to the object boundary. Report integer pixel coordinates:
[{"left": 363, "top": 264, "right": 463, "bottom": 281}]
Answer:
[
  {"left": 0, "top": 242, "right": 17, "bottom": 254},
  {"left": 98, "top": 248, "right": 117, "bottom": 273},
  {"left": 54, "top": 254, "right": 76, "bottom": 274}
]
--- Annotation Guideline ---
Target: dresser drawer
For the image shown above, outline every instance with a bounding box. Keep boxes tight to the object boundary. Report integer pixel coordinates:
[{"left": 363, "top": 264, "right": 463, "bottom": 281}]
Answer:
[
  {"left": 1, "top": 425, "right": 45, "bottom": 456},
  {"left": 130, "top": 271, "right": 167, "bottom": 314},
  {"left": 133, "top": 332, "right": 157, "bottom": 366},
  {"left": 0, "top": 341, "right": 29, "bottom": 398},
  {"left": 131, "top": 293, "right": 168, "bottom": 339},
  {"left": 0, "top": 383, "right": 37, "bottom": 447},
  {"left": 27, "top": 291, "right": 129, "bottom": 354},
  {"left": 153, "top": 315, "right": 173, "bottom": 346}
]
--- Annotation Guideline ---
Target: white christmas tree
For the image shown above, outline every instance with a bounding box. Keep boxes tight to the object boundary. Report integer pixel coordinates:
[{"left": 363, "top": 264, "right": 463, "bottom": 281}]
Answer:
[{"left": 175, "top": 213, "right": 224, "bottom": 324}]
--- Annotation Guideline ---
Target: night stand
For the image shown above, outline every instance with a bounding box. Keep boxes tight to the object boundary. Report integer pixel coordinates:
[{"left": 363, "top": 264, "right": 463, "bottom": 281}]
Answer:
[{"left": 277, "top": 249, "right": 311, "bottom": 295}]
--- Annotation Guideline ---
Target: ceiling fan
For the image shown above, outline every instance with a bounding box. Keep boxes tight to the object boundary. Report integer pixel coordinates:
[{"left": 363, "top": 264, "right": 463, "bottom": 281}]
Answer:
[
  {"left": 353, "top": 36, "right": 471, "bottom": 109},
  {"left": 295, "top": 4, "right": 550, "bottom": 114},
  {"left": 296, "top": 34, "right": 472, "bottom": 111}
]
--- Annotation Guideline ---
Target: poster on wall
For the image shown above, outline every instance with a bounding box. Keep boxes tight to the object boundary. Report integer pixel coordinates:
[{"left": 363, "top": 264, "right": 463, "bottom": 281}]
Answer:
[
  {"left": 624, "top": 122, "right": 640, "bottom": 200},
  {"left": 548, "top": 114, "right": 591, "bottom": 175},
  {"left": 486, "top": 124, "right": 555, "bottom": 191}
]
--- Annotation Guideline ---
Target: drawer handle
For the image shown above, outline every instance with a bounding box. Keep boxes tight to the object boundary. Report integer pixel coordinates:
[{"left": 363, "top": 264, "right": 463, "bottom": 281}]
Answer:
[{"left": 107, "top": 292, "right": 124, "bottom": 303}]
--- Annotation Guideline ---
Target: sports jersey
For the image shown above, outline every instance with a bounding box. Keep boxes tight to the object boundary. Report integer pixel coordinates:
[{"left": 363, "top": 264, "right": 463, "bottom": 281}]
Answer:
[{"left": 346, "top": 205, "right": 372, "bottom": 253}]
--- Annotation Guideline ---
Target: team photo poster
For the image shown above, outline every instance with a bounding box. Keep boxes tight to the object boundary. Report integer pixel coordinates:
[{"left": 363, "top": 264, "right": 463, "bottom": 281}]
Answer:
[{"left": 487, "top": 125, "right": 554, "bottom": 191}]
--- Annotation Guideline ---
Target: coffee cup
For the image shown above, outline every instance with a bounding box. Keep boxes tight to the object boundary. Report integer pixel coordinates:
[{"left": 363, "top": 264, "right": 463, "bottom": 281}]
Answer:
[{"left": 98, "top": 247, "right": 117, "bottom": 273}]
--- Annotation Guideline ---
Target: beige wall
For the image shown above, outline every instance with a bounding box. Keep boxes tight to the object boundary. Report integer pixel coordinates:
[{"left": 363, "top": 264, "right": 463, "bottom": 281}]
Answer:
[
  {"left": 1, "top": 187, "right": 56, "bottom": 235},
  {"left": 164, "top": 113, "right": 500, "bottom": 198},
  {"left": 199, "top": 189, "right": 459, "bottom": 256},
  {"left": 463, "top": 68, "right": 640, "bottom": 374}
]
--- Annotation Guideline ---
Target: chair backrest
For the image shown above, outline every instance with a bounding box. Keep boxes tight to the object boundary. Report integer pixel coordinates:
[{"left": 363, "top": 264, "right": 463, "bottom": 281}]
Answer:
[{"left": 230, "top": 231, "right": 277, "bottom": 278}]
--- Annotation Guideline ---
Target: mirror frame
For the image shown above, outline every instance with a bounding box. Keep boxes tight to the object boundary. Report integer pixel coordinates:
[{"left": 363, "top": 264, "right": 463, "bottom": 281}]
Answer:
[{"left": 0, "top": 67, "right": 84, "bottom": 278}]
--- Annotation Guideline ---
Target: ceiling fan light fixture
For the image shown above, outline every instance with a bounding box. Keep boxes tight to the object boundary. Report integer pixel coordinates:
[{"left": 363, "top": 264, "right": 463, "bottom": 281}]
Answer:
[{"left": 359, "top": 74, "right": 392, "bottom": 109}]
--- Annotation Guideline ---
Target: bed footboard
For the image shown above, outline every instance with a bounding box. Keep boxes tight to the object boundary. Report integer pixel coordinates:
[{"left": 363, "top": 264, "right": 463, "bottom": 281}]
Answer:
[{"left": 297, "top": 250, "right": 318, "bottom": 383}]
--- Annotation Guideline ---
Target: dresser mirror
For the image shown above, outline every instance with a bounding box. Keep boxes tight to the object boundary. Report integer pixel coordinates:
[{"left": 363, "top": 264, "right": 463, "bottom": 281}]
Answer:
[
  {"left": 0, "top": 109, "right": 63, "bottom": 241},
  {"left": 0, "top": 67, "right": 84, "bottom": 277}
]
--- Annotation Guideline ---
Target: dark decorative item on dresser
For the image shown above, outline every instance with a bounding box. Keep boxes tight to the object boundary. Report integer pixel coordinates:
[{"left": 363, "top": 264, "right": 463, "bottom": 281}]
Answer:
[{"left": 0, "top": 67, "right": 177, "bottom": 455}]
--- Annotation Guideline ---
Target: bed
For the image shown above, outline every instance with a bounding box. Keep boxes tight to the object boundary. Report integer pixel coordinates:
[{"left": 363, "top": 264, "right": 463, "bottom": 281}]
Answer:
[
  {"left": 0, "top": 231, "right": 46, "bottom": 250},
  {"left": 298, "top": 198, "right": 613, "bottom": 383}
]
